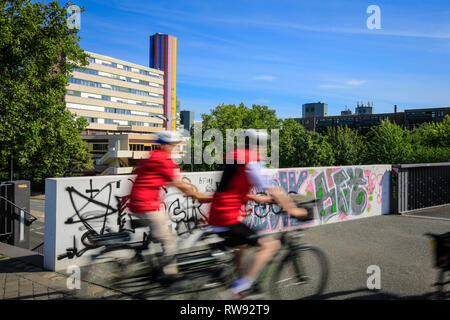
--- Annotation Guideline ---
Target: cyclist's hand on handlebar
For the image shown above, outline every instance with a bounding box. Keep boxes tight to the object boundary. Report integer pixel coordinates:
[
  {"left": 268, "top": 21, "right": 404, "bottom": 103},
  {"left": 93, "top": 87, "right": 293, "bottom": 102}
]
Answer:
[
  {"left": 287, "top": 206, "right": 308, "bottom": 218},
  {"left": 246, "top": 194, "right": 274, "bottom": 203},
  {"left": 195, "top": 194, "right": 213, "bottom": 203}
]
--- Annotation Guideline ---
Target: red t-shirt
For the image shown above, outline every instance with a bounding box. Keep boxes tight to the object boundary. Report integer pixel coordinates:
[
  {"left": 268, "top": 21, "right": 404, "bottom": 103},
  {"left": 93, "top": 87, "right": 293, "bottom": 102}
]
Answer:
[
  {"left": 128, "top": 148, "right": 180, "bottom": 213},
  {"left": 207, "top": 148, "right": 259, "bottom": 226}
]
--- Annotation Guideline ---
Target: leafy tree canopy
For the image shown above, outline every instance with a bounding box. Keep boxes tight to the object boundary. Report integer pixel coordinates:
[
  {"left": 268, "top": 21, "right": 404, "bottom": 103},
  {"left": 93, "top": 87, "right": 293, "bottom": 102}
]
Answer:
[{"left": 0, "top": 0, "right": 92, "bottom": 183}]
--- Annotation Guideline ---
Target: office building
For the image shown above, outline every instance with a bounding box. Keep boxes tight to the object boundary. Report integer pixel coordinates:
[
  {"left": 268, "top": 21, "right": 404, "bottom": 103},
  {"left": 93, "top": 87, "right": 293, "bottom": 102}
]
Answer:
[
  {"left": 150, "top": 33, "right": 178, "bottom": 130},
  {"left": 180, "top": 110, "right": 194, "bottom": 134},
  {"left": 293, "top": 106, "right": 450, "bottom": 135},
  {"left": 66, "top": 51, "right": 168, "bottom": 175},
  {"left": 302, "top": 102, "right": 328, "bottom": 118},
  {"left": 67, "top": 51, "right": 165, "bottom": 134}
]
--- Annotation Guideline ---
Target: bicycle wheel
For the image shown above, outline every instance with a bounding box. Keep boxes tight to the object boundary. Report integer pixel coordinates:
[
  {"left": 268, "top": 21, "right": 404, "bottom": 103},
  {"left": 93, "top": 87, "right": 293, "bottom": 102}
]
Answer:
[
  {"left": 270, "top": 246, "right": 328, "bottom": 300},
  {"left": 83, "top": 246, "right": 148, "bottom": 289}
]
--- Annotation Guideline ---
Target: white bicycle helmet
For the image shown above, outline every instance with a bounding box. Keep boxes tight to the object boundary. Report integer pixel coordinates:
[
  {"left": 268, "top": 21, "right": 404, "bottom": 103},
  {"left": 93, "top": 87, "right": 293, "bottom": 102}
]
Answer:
[{"left": 156, "top": 130, "right": 181, "bottom": 145}]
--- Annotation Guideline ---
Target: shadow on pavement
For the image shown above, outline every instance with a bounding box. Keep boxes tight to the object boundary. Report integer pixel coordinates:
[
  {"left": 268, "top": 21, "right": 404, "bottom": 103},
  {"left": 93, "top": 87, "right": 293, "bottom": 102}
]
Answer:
[
  {"left": 0, "top": 256, "right": 44, "bottom": 273},
  {"left": 314, "top": 287, "right": 449, "bottom": 300}
]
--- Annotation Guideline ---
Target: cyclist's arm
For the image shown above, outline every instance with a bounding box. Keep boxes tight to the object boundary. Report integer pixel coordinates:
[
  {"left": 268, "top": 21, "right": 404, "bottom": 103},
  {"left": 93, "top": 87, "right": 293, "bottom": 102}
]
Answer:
[
  {"left": 169, "top": 179, "right": 213, "bottom": 203},
  {"left": 266, "top": 186, "right": 307, "bottom": 218},
  {"left": 162, "top": 160, "right": 212, "bottom": 202},
  {"left": 246, "top": 194, "right": 273, "bottom": 203},
  {"left": 245, "top": 162, "right": 307, "bottom": 218}
]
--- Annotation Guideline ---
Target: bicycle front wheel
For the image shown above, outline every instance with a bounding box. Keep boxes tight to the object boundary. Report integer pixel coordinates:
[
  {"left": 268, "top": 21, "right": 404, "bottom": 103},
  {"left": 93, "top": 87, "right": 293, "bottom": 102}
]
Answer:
[{"left": 270, "top": 246, "right": 328, "bottom": 300}]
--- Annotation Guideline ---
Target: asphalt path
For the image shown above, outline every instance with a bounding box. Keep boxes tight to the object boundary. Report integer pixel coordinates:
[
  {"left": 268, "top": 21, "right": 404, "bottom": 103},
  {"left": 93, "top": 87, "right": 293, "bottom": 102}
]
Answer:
[
  {"left": 29, "top": 198, "right": 450, "bottom": 299},
  {"left": 29, "top": 199, "right": 45, "bottom": 251},
  {"left": 301, "top": 209, "right": 450, "bottom": 300}
]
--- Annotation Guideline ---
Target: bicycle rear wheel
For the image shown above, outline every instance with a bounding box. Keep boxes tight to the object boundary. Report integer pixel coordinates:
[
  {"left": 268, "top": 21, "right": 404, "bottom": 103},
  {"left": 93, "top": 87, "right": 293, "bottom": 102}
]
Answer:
[{"left": 270, "top": 246, "right": 328, "bottom": 300}]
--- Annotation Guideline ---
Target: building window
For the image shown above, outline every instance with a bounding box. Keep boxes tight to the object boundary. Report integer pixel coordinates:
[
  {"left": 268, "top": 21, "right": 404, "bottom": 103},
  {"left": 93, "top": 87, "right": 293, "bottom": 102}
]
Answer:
[
  {"left": 67, "top": 90, "right": 81, "bottom": 97},
  {"left": 85, "top": 117, "right": 97, "bottom": 123}
]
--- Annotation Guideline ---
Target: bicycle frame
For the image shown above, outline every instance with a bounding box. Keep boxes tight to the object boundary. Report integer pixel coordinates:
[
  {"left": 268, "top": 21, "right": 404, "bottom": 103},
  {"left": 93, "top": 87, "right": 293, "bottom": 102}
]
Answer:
[{"left": 250, "top": 228, "right": 308, "bottom": 291}]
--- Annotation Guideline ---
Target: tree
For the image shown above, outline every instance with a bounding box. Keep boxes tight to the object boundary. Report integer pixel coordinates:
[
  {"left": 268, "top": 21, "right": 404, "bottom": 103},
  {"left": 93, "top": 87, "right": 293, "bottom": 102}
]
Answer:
[
  {"left": 408, "top": 115, "right": 450, "bottom": 163},
  {"left": 279, "top": 119, "right": 335, "bottom": 168},
  {"left": 0, "top": 0, "right": 93, "bottom": 184},
  {"left": 325, "top": 126, "right": 365, "bottom": 166},
  {"left": 363, "top": 120, "right": 413, "bottom": 164},
  {"left": 180, "top": 103, "right": 282, "bottom": 172}
]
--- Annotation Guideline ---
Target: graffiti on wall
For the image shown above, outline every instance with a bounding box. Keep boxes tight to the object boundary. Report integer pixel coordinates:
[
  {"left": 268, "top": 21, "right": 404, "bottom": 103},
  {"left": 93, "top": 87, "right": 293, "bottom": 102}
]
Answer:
[
  {"left": 242, "top": 166, "right": 386, "bottom": 231},
  {"left": 163, "top": 176, "right": 216, "bottom": 238},
  {"left": 61, "top": 179, "right": 131, "bottom": 259},
  {"left": 57, "top": 166, "right": 387, "bottom": 260}
]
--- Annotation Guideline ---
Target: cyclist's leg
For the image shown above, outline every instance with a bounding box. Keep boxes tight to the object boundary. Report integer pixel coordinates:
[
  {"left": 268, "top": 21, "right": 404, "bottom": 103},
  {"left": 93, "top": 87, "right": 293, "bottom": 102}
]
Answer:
[
  {"left": 246, "top": 235, "right": 280, "bottom": 280},
  {"left": 145, "top": 210, "right": 178, "bottom": 275},
  {"left": 234, "top": 244, "right": 249, "bottom": 277},
  {"left": 221, "top": 223, "right": 280, "bottom": 297}
]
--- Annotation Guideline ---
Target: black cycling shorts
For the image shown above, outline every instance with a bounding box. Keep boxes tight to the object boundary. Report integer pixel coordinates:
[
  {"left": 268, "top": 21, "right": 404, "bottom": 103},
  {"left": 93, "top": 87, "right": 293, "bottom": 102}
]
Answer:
[{"left": 217, "top": 223, "right": 260, "bottom": 247}]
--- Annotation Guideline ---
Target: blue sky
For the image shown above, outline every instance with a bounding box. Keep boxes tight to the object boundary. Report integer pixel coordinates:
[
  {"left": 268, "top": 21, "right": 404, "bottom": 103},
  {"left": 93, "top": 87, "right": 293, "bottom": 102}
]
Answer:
[{"left": 64, "top": 0, "right": 449, "bottom": 120}]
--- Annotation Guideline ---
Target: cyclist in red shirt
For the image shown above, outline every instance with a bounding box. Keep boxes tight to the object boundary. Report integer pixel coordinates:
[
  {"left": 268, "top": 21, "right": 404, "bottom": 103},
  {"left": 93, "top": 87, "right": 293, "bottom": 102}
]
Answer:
[
  {"left": 208, "top": 129, "right": 308, "bottom": 299},
  {"left": 129, "top": 131, "right": 211, "bottom": 279}
]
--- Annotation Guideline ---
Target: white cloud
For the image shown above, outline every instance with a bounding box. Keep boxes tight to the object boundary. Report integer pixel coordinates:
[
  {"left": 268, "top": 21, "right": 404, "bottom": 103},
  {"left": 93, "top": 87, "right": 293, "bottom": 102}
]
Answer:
[
  {"left": 319, "top": 84, "right": 350, "bottom": 89},
  {"left": 346, "top": 80, "right": 367, "bottom": 86},
  {"left": 320, "top": 79, "right": 367, "bottom": 89},
  {"left": 252, "top": 75, "right": 276, "bottom": 81}
]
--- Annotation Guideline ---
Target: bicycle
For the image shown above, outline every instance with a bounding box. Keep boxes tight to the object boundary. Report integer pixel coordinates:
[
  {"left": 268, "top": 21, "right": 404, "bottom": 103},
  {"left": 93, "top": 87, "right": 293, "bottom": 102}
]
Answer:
[
  {"left": 79, "top": 215, "right": 237, "bottom": 299},
  {"left": 424, "top": 232, "right": 450, "bottom": 299},
  {"left": 193, "top": 198, "right": 329, "bottom": 300},
  {"left": 73, "top": 196, "right": 329, "bottom": 300}
]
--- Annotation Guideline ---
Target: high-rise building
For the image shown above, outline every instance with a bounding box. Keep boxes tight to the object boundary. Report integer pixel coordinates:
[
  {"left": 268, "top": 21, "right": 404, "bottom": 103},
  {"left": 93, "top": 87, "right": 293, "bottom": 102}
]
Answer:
[
  {"left": 150, "top": 33, "right": 177, "bottom": 130},
  {"left": 66, "top": 51, "right": 165, "bottom": 134},
  {"left": 65, "top": 51, "right": 166, "bottom": 174},
  {"left": 302, "top": 102, "right": 328, "bottom": 118},
  {"left": 180, "top": 110, "right": 194, "bottom": 133}
]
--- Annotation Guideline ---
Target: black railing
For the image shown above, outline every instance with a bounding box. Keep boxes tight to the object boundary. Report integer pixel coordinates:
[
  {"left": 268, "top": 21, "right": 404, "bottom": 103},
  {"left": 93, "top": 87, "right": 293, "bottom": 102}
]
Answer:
[
  {"left": 391, "top": 163, "right": 450, "bottom": 213},
  {"left": 0, "top": 183, "right": 14, "bottom": 241},
  {"left": 0, "top": 195, "right": 37, "bottom": 224},
  {"left": 31, "top": 242, "right": 44, "bottom": 255},
  {"left": 0, "top": 181, "right": 35, "bottom": 248}
]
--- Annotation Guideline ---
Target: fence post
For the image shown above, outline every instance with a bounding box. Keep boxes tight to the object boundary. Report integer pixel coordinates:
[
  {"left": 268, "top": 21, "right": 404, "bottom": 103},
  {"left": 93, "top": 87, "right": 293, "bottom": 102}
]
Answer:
[{"left": 9, "top": 180, "right": 31, "bottom": 249}]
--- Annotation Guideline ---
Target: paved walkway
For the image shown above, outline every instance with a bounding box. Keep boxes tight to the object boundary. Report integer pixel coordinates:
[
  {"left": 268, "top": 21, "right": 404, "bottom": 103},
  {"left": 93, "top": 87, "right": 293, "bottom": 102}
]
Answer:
[{"left": 0, "top": 252, "right": 133, "bottom": 300}]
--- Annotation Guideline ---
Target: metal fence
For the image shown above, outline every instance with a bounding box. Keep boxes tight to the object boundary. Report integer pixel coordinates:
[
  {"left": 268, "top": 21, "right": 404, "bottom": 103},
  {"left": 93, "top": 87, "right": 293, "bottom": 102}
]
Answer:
[
  {"left": 0, "top": 183, "right": 14, "bottom": 243},
  {"left": 0, "top": 181, "right": 36, "bottom": 248},
  {"left": 31, "top": 242, "right": 44, "bottom": 255},
  {"left": 391, "top": 163, "right": 450, "bottom": 213}
]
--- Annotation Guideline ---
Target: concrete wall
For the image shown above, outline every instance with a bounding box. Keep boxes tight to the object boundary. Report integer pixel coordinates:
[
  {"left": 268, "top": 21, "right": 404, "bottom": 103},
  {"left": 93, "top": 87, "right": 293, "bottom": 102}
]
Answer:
[{"left": 44, "top": 164, "right": 391, "bottom": 271}]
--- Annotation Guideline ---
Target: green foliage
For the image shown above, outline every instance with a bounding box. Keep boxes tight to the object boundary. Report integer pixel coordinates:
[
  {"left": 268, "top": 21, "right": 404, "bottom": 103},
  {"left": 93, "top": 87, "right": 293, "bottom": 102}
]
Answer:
[
  {"left": 325, "top": 126, "right": 364, "bottom": 166},
  {"left": 181, "top": 105, "right": 450, "bottom": 171},
  {"left": 363, "top": 120, "right": 413, "bottom": 164},
  {"left": 408, "top": 115, "right": 450, "bottom": 163},
  {"left": 279, "top": 119, "right": 335, "bottom": 168},
  {"left": 179, "top": 103, "right": 282, "bottom": 172},
  {"left": 0, "top": 0, "right": 92, "bottom": 183}
]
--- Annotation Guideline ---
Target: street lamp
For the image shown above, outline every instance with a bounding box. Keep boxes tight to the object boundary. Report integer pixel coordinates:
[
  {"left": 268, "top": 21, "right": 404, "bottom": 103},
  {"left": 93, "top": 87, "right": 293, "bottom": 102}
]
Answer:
[{"left": 150, "top": 114, "right": 176, "bottom": 130}]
